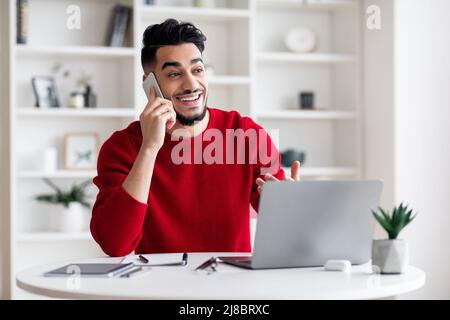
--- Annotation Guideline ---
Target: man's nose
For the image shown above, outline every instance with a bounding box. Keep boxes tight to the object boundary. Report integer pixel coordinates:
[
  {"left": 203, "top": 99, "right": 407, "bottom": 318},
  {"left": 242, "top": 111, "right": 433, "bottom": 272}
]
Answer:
[{"left": 182, "top": 73, "right": 199, "bottom": 92}]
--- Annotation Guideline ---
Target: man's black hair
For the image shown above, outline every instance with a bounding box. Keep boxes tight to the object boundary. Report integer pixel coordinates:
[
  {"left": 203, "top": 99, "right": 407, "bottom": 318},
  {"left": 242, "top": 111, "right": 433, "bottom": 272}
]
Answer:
[{"left": 141, "top": 18, "right": 207, "bottom": 70}]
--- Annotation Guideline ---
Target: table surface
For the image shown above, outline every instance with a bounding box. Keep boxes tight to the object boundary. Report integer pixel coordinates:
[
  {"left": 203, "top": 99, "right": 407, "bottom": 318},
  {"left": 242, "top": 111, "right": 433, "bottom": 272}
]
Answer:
[{"left": 16, "top": 252, "right": 426, "bottom": 300}]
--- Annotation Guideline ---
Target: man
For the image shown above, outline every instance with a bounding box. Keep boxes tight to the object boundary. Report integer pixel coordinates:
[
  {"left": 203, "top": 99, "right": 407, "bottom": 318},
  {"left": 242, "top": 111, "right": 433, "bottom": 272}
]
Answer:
[{"left": 91, "top": 19, "right": 300, "bottom": 257}]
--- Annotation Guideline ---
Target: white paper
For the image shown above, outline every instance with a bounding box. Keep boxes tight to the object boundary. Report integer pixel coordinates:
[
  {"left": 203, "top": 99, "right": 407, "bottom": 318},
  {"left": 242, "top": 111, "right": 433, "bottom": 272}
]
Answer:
[{"left": 121, "top": 253, "right": 184, "bottom": 266}]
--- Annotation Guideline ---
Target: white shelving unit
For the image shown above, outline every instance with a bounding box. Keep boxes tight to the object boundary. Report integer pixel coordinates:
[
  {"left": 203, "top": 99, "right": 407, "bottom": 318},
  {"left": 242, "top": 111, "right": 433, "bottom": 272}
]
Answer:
[
  {"left": 16, "top": 108, "right": 137, "bottom": 118},
  {"left": 255, "top": 110, "right": 356, "bottom": 120},
  {"left": 3, "top": 0, "right": 363, "bottom": 298},
  {"left": 257, "top": 52, "right": 355, "bottom": 64},
  {"left": 252, "top": 0, "right": 361, "bottom": 177},
  {"left": 15, "top": 44, "right": 136, "bottom": 58}
]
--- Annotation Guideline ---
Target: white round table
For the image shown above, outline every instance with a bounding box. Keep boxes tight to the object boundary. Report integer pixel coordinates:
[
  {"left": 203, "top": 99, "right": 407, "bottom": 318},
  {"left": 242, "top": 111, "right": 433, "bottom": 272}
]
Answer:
[{"left": 16, "top": 253, "right": 425, "bottom": 300}]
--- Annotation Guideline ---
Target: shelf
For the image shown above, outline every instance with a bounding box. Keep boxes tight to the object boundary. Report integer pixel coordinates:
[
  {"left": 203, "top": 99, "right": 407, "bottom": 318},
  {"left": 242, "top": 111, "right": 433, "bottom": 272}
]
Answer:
[
  {"left": 16, "top": 108, "right": 137, "bottom": 118},
  {"left": 17, "top": 170, "right": 96, "bottom": 179},
  {"left": 257, "top": 0, "right": 356, "bottom": 11},
  {"left": 140, "top": 6, "right": 250, "bottom": 22},
  {"left": 257, "top": 52, "right": 355, "bottom": 64},
  {"left": 282, "top": 166, "right": 358, "bottom": 177},
  {"left": 18, "top": 232, "right": 92, "bottom": 242},
  {"left": 208, "top": 75, "right": 250, "bottom": 86},
  {"left": 256, "top": 110, "right": 356, "bottom": 120},
  {"left": 15, "top": 44, "right": 135, "bottom": 58}
]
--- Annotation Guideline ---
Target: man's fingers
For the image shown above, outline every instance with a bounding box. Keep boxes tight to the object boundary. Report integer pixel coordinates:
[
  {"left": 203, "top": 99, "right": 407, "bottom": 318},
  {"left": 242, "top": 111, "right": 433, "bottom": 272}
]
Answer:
[
  {"left": 291, "top": 161, "right": 301, "bottom": 181},
  {"left": 255, "top": 177, "right": 265, "bottom": 187},
  {"left": 143, "top": 98, "right": 173, "bottom": 117},
  {"left": 160, "top": 111, "right": 176, "bottom": 129},
  {"left": 152, "top": 104, "right": 174, "bottom": 117},
  {"left": 264, "top": 174, "right": 279, "bottom": 182},
  {"left": 149, "top": 86, "right": 156, "bottom": 101}
]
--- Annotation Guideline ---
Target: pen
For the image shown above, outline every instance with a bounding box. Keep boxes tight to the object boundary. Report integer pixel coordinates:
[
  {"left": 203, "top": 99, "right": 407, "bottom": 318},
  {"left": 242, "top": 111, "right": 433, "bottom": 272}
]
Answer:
[
  {"left": 138, "top": 255, "right": 149, "bottom": 264},
  {"left": 136, "top": 253, "right": 188, "bottom": 267},
  {"left": 195, "top": 257, "right": 218, "bottom": 271}
]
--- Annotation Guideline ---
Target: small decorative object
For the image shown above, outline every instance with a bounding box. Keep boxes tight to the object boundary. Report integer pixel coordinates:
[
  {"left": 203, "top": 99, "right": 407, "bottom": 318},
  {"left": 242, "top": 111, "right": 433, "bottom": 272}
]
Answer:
[
  {"left": 40, "top": 147, "right": 58, "bottom": 172},
  {"left": 64, "top": 132, "right": 100, "bottom": 170},
  {"left": 84, "top": 85, "right": 97, "bottom": 108},
  {"left": 299, "top": 91, "right": 315, "bottom": 109},
  {"left": 16, "top": 0, "right": 29, "bottom": 44},
  {"left": 372, "top": 203, "right": 417, "bottom": 274},
  {"left": 143, "top": 0, "right": 155, "bottom": 4},
  {"left": 193, "top": 0, "right": 215, "bottom": 8},
  {"left": 68, "top": 92, "right": 85, "bottom": 109},
  {"left": 285, "top": 27, "right": 317, "bottom": 53},
  {"left": 35, "top": 178, "right": 91, "bottom": 232},
  {"left": 281, "top": 149, "right": 305, "bottom": 168},
  {"left": 31, "top": 76, "right": 59, "bottom": 108},
  {"left": 75, "top": 71, "right": 97, "bottom": 108}
]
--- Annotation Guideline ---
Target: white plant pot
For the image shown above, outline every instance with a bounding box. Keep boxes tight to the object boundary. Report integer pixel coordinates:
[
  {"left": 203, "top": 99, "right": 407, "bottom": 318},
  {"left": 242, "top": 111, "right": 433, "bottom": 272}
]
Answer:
[
  {"left": 51, "top": 202, "right": 86, "bottom": 233},
  {"left": 372, "top": 239, "right": 409, "bottom": 274}
]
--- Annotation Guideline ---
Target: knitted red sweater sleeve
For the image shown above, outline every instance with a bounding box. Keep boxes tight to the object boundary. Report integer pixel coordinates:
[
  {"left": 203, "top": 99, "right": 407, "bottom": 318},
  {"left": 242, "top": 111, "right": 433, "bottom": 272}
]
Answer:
[
  {"left": 90, "top": 131, "right": 148, "bottom": 257},
  {"left": 247, "top": 119, "right": 285, "bottom": 213}
]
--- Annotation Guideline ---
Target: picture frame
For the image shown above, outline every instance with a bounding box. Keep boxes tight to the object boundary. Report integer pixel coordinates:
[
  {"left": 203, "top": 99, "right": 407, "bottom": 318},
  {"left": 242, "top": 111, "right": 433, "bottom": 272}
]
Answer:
[
  {"left": 31, "top": 76, "right": 60, "bottom": 108},
  {"left": 64, "top": 132, "right": 100, "bottom": 170}
]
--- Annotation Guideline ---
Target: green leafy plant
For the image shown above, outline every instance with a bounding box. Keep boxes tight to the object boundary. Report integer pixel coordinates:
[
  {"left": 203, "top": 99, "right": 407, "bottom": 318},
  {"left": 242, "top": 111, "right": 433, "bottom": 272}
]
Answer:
[
  {"left": 372, "top": 202, "right": 417, "bottom": 239},
  {"left": 35, "top": 178, "right": 91, "bottom": 209}
]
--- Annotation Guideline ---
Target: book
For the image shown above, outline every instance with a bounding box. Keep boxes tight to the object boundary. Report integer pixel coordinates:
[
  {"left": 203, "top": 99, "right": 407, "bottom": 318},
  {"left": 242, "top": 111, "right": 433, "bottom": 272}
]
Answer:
[
  {"left": 105, "top": 5, "right": 132, "bottom": 47},
  {"left": 16, "top": 0, "right": 28, "bottom": 44}
]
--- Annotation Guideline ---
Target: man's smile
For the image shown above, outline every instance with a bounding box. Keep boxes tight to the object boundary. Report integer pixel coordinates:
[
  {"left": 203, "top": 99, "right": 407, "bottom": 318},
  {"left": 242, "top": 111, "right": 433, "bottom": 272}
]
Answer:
[{"left": 174, "top": 92, "right": 204, "bottom": 107}]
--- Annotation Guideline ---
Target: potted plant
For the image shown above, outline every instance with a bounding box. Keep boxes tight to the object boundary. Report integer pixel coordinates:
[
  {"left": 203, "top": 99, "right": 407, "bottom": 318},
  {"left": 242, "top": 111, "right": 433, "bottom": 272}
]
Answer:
[
  {"left": 35, "top": 178, "right": 92, "bottom": 232},
  {"left": 371, "top": 203, "right": 417, "bottom": 274}
]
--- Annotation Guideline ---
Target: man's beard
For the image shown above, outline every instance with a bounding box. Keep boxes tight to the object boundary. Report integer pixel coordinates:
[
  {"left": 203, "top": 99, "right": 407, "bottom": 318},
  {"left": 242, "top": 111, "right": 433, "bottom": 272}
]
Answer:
[{"left": 175, "top": 103, "right": 207, "bottom": 126}]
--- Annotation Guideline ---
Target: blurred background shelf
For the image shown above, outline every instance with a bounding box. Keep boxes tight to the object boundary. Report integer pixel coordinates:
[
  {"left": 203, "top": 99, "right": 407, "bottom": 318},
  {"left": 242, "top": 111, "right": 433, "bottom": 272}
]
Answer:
[
  {"left": 15, "top": 44, "right": 135, "bottom": 58},
  {"left": 257, "top": 52, "right": 355, "bottom": 64},
  {"left": 256, "top": 0, "right": 356, "bottom": 11},
  {"left": 16, "top": 108, "right": 137, "bottom": 118},
  {"left": 256, "top": 110, "right": 356, "bottom": 120},
  {"left": 140, "top": 6, "right": 250, "bottom": 22}
]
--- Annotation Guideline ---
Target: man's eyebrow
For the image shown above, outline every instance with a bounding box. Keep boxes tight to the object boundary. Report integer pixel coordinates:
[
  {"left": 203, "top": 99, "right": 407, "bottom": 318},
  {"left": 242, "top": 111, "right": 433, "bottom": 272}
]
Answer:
[{"left": 161, "top": 58, "right": 204, "bottom": 70}]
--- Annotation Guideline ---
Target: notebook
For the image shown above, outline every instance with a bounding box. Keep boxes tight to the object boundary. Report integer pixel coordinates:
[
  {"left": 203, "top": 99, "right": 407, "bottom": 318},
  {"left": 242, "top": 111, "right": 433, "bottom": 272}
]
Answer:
[{"left": 43, "top": 263, "right": 134, "bottom": 278}]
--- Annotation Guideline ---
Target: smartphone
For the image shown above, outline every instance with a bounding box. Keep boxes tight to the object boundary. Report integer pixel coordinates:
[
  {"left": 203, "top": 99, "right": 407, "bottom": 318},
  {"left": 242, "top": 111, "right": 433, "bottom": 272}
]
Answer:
[{"left": 143, "top": 72, "right": 164, "bottom": 100}]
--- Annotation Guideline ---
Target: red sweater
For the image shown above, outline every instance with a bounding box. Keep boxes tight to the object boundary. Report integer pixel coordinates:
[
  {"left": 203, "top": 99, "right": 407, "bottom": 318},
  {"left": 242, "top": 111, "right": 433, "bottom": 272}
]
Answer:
[{"left": 91, "top": 107, "right": 285, "bottom": 256}]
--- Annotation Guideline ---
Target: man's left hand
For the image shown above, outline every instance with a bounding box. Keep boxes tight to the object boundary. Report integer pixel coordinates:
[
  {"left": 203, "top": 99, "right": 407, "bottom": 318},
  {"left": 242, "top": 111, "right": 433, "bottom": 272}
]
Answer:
[{"left": 255, "top": 160, "right": 301, "bottom": 194}]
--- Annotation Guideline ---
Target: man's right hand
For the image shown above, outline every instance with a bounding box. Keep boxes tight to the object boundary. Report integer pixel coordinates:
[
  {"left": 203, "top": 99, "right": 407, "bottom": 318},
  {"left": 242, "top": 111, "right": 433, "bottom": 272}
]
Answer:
[{"left": 139, "top": 86, "right": 177, "bottom": 152}]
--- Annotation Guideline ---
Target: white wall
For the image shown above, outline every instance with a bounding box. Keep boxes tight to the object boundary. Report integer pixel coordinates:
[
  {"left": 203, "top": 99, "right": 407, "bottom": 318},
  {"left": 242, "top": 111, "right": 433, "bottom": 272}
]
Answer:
[
  {"left": 364, "top": 0, "right": 450, "bottom": 298},
  {"left": 0, "top": 0, "right": 11, "bottom": 300},
  {"left": 0, "top": 1, "right": 6, "bottom": 300},
  {"left": 393, "top": 0, "right": 450, "bottom": 299},
  {"left": 363, "top": 0, "right": 395, "bottom": 210}
]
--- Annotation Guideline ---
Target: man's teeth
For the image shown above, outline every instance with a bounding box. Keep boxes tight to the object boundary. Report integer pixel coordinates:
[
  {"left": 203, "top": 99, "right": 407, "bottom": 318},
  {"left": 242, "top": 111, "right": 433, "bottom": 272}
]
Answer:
[{"left": 177, "top": 94, "right": 201, "bottom": 102}]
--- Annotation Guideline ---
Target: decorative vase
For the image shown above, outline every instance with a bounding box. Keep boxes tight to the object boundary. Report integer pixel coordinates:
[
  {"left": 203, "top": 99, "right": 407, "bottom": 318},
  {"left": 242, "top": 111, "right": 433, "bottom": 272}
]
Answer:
[
  {"left": 372, "top": 239, "right": 409, "bottom": 274},
  {"left": 51, "top": 202, "right": 86, "bottom": 232},
  {"left": 193, "top": 0, "right": 215, "bottom": 8},
  {"left": 284, "top": 27, "right": 317, "bottom": 53},
  {"left": 281, "top": 149, "right": 305, "bottom": 167}
]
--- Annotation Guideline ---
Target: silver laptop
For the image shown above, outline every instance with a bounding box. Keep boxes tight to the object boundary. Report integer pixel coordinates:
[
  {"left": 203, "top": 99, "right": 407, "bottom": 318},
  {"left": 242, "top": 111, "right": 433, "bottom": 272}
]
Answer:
[{"left": 220, "top": 180, "right": 383, "bottom": 269}]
